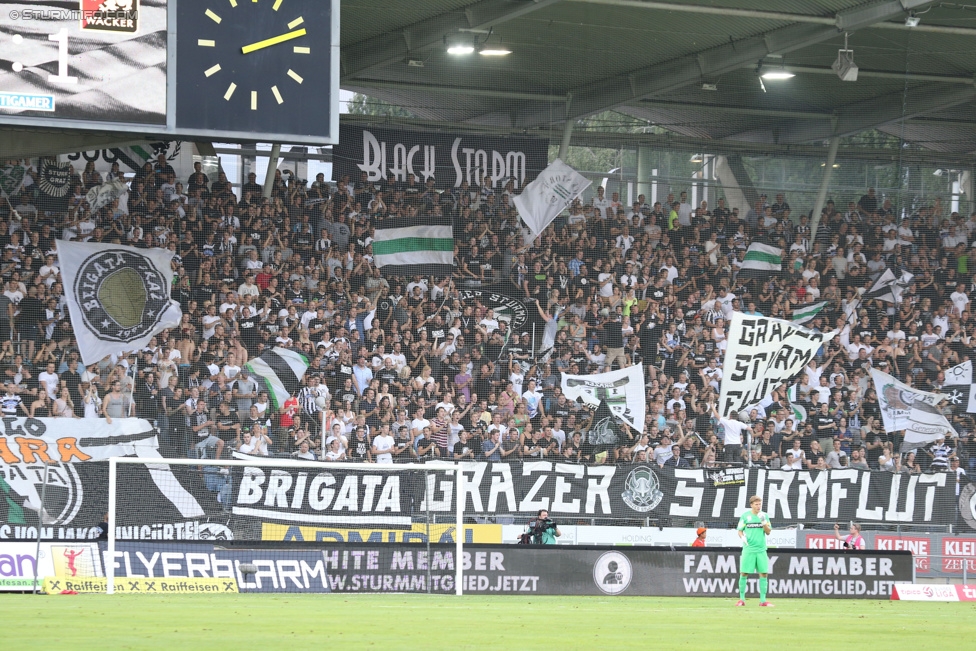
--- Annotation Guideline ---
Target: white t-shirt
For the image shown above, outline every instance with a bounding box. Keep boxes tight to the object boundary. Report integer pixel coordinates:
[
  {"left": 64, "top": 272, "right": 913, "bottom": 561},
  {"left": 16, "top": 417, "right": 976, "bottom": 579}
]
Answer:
[
  {"left": 38, "top": 371, "right": 59, "bottom": 399},
  {"left": 411, "top": 418, "right": 430, "bottom": 436},
  {"left": 719, "top": 417, "right": 747, "bottom": 446},
  {"left": 372, "top": 434, "right": 395, "bottom": 464}
]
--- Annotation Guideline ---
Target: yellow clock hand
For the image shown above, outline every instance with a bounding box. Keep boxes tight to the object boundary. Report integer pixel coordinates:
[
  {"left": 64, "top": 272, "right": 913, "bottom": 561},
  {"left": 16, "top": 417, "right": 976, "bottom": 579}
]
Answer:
[{"left": 241, "top": 28, "right": 307, "bottom": 54}]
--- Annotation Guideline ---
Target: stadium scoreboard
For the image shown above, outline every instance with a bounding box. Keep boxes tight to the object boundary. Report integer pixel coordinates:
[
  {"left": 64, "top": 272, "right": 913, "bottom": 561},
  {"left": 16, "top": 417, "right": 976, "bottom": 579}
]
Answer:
[{"left": 0, "top": 0, "right": 339, "bottom": 144}]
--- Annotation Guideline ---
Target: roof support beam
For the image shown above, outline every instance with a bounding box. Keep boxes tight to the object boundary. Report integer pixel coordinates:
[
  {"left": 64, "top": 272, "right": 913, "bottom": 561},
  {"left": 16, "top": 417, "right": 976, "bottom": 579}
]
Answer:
[
  {"left": 347, "top": 80, "right": 565, "bottom": 102},
  {"left": 341, "top": 0, "right": 562, "bottom": 81},
  {"left": 635, "top": 99, "right": 834, "bottom": 121},
  {"left": 514, "top": 0, "right": 932, "bottom": 128},
  {"left": 567, "top": 1, "right": 976, "bottom": 36},
  {"left": 778, "top": 83, "right": 976, "bottom": 143}
]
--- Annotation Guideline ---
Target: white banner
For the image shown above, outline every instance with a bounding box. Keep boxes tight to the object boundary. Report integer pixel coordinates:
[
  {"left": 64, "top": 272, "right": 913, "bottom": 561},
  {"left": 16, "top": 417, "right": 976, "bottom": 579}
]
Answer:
[
  {"left": 719, "top": 313, "right": 836, "bottom": 417},
  {"left": 869, "top": 368, "right": 945, "bottom": 433},
  {"left": 513, "top": 158, "right": 591, "bottom": 243},
  {"left": 57, "top": 240, "right": 182, "bottom": 365},
  {"left": 561, "top": 364, "right": 645, "bottom": 432},
  {"left": 85, "top": 179, "right": 129, "bottom": 212}
]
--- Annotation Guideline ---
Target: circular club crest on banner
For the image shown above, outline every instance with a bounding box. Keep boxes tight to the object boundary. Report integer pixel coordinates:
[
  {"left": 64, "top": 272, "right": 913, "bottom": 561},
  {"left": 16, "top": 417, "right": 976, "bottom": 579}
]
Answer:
[
  {"left": 593, "top": 551, "right": 633, "bottom": 595},
  {"left": 72, "top": 248, "right": 173, "bottom": 343},
  {"left": 457, "top": 290, "right": 529, "bottom": 333},
  {"left": 621, "top": 465, "right": 665, "bottom": 513},
  {"left": 960, "top": 483, "right": 976, "bottom": 533}
]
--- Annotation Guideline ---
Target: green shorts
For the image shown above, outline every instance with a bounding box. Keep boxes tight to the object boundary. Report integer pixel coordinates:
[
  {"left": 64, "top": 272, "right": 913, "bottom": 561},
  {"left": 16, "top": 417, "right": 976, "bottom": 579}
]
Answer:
[{"left": 740, "top": 549, "right": 769, "bottom": 574}]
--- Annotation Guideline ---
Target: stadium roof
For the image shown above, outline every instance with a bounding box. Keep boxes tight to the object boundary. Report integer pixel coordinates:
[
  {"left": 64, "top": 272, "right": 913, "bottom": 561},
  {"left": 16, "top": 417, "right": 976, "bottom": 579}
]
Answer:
[{"left": 341, "top": 0, "right": 976, "bottom": 155}]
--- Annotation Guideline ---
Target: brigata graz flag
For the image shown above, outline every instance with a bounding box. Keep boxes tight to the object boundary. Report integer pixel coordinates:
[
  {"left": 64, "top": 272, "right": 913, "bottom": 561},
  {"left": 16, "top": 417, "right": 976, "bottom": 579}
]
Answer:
[
  {"left": 57, "top": 240, "right": 182, "bottom": 365},
  {"left": 719, "top": 313, "right": 836, "bottom": 417},
  {"left": 561, "top": 364, "right": 645, "bottom": 432}
]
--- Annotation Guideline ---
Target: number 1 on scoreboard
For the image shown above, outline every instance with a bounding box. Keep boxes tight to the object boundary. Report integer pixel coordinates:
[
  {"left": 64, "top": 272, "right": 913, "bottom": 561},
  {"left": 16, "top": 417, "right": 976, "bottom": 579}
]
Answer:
[{"left": 47, "top": 29, "right": 78, "bottom": 84}]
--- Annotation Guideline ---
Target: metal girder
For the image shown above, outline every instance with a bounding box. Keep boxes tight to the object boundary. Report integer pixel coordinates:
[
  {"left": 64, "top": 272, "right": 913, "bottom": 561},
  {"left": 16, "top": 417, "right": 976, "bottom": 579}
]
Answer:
[
  {"left": 0, "top": 129, "right": 144, "bottom": 159},
  {"left": 634, "top": 99, "right": 834, "bottom": 121},
  {"left": 349, "top": 79, "right": 566, "bottom": 102},
  {"left": 778, "top": 83, "right": 976, "bottom": 144},
  {"left": 514, "top": 0, "right": 933, "bottom": 128},
  {"left": 340, "top": 0, "right": 562, "bottom": 81}
]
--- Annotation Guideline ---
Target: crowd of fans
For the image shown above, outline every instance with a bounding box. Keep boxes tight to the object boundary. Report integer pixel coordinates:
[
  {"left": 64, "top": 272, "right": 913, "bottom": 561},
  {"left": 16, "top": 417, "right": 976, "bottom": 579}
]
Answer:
[{"left": 0, "top": 153, "right": 973, "bottom": 490}]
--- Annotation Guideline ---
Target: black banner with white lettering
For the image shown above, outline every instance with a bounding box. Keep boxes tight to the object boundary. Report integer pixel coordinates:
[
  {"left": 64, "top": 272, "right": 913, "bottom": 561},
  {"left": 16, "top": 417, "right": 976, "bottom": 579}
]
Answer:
[
  {"left": 226, "top": 463, "right": 962, "bottom": 533},
  {"left": 1, "top": 461, "right": 969, "bottom": 541},
  {"left": 334, "top": 124, "right": 549, "bottom": 190},
  {"left": 97, "top": 543, "right": 912, "bottom": 597}
]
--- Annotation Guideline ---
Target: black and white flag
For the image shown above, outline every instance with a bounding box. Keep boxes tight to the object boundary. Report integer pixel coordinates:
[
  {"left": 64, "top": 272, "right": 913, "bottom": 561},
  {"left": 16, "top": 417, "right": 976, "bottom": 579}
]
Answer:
[
  {"left": 903, "top": 400, "right": 956, "bottom": 451},
  {"left": 561, "top": 365, "right": 645, "bottom": 431},
  {"left": 864, "top": 269, "right": 914, "bottom": 304},
  {"left": 942, "top": 360, "right": 976, "bottom": 413}
]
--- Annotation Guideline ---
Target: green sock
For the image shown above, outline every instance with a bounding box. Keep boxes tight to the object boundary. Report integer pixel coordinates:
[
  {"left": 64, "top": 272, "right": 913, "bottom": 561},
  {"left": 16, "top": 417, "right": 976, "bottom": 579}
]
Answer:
[
  {"left": 759, "top": 577, "right": 768, "bottom": 602},
  {"left": 739, "top": 575, "right": 748, "bottom": 600}
]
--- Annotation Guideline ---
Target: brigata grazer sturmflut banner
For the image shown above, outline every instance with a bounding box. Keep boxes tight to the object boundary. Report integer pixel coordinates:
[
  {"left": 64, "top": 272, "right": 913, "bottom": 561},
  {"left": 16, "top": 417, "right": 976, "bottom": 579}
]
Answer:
[
  {"left": 3, "top": 459, "right": 970, "bottom": 541},
  {"left": 719, "top": 313, "right": 836, "bottom": 417},
  {"left": 333, "top": 124, "right": 549, "bottom": 190},
  {"left": 227, "top": 463, "right": 961, "bottom": 531},
  {"left": 89, "top": 542, "right": 912, "bottom": 598}
]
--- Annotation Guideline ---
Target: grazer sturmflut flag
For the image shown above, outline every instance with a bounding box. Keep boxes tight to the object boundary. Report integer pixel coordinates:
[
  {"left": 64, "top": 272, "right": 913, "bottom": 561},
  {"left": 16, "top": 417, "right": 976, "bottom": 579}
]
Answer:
[
  {"left": 57, "top": 240, "right": 182, "bottom": 365},
  {"left": 244, "top": 347, "right": 310, "bottom": 410},
  {"left": 372, "top": 213, "right": 454, "bottom": 277},
  {"left": 738, "top": 243, "right": 782, "bottom": 279}
]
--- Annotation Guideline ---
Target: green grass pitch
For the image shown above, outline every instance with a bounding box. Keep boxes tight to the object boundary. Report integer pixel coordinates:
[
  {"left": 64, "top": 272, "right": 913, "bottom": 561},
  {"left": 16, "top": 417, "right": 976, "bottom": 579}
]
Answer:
[{"left": 3, "top": 594, "right": 974, "bottom": 649}]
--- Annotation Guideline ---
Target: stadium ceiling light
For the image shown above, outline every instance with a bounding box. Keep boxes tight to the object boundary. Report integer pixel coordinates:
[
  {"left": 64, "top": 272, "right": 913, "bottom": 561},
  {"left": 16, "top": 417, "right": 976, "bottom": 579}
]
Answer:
[
  {"left": 905, "top": 11, "right": 921, "bottom": 27},
  {"left": 479, "top": 46, "right": 512, "bottom": 56},
  {"left": 444, "top": 33, "right": 475, "bottom": 55},
  {"left": 760, "top": 67, "right": 795, "bottom": 80}
]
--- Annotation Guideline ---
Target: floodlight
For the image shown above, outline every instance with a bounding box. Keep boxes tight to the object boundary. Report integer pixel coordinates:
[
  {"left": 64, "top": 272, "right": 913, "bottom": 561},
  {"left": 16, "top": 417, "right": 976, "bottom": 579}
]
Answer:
[
  {"left": 832, "top": 49, "right": 858, "bottom": 82},
  {"left": 905, "top": 12, "right": 920, "bottom": 27}
]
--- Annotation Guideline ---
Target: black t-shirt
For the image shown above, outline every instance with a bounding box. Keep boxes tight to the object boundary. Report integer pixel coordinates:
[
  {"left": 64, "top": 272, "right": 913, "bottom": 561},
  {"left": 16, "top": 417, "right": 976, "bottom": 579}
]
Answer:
[
  {"left": 604, "top": 321, "right": 624, "bottom": 348},
  {"left": 453, "top": 440, "right": 475, "bottom": 460},
  {"left": 216, "top": 414, "right": 238, "bottom": 441}
]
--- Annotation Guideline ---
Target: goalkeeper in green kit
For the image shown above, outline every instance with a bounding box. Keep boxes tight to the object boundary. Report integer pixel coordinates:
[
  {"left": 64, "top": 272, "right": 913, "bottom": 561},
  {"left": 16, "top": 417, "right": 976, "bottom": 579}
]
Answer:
[{"left": 735, "top": 495, "right": 773, "bottom": 607}]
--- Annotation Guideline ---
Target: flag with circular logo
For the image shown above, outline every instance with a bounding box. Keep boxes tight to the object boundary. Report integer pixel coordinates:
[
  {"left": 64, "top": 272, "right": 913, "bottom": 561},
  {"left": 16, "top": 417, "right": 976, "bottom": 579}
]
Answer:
[{"left": 57, "top": 241, "right": 182, "bottom": 365}]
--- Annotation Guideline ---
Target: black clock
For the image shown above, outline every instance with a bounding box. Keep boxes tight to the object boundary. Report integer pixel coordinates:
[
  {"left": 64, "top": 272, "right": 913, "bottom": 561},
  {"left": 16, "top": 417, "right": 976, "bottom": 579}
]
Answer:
[{"left": 175, "top": 0, "right": 337, "bottom": 142}]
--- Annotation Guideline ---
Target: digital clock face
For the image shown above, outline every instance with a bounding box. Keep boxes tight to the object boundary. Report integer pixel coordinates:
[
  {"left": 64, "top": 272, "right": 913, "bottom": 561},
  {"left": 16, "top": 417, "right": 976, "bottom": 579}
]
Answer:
[
  {"left": 175, "top": 0, "right": 336, "bottom": 141},
  {"left": 0, "top": 0, "right": 339, "bottom": 144}
]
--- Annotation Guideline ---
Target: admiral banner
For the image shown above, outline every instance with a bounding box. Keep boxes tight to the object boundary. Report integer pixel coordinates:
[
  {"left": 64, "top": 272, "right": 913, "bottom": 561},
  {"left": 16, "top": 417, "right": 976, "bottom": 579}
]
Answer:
[
  {"left": 334, "top": 124, "right": 549, "bottom": 190},
  {"left": 561, "top": 365, "right": 646, "bottom": 432},
  {"left": 720, "top": 313, "right": 836, "bottom": 417}
]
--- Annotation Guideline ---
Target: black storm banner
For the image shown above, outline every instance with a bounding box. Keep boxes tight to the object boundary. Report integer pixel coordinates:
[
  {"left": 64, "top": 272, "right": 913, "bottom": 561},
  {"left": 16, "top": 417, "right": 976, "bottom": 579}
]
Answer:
[{"left": 334, "top": 124, "right": 549, "bottom": 190}]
